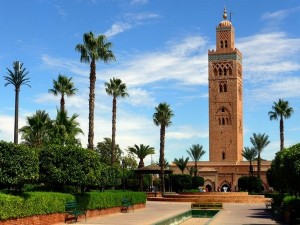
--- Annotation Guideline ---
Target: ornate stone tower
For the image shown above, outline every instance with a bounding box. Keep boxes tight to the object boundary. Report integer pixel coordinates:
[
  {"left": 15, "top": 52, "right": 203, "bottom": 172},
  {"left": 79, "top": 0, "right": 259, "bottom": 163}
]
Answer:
[{"left": 208, "top": 8, "right": 243, "bottom": 163}]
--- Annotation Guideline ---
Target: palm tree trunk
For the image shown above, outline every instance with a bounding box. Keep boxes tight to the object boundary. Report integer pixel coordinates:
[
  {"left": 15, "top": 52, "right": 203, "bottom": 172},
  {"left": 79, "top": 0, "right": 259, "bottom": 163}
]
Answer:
[
  {"left": 88, "top": 59, "right": 96, "bottom": 150},
  {"left": 60, "top": 94, "right": 65, "bottom": 113},
  {"left": 280, "top": 117, "right": 284, "bottom": 151},
  {"left": 249, "top": 160, "right": 253, "bottom": 176},
  {"left": 194, "top": 162, "right": 198, "bottom": 177},
  {"left": 257, "top": 152, "right": 261, "bottom": 179},
  {"left": 160, "top": 125, "right": 166, "bottom": 193},
  {"left": 111, "top": 97, "right": 117, "bottom": 166},
  {"left": 14, "top": 88, "right": 20, "bottom": 144}
]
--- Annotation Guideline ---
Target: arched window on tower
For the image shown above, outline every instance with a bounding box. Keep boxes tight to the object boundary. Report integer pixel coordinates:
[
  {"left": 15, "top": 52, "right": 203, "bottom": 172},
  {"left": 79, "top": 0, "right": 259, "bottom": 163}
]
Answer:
[
  {"left": 219, "top": 68, "right": 222, "bottom": 76},
  {"left": 222, "top": 117, "right": 225, "bottom": 125},
  {"left": 228, "top": 67, "right": 232, "bottom": 75},
  {"left": 225, "top": 40, "right": 228, "bottom": 48},
  {"left": 214, "top": 68, "right": 218, "bottom": 76},
  {"left": 224, "top": 84, "right": 227, "bottom": 92},
  {"left": 219, "top": 84, "right": 223, "bottom": 92},
  {"left": 220, "top": 40, "right": 223, "bottom": 48},
  {"left": 222, "top": 151, "right": 226, "bottom": 160},
  {"left": 224, "top": 68, "right": 227, "bottom": 76}
]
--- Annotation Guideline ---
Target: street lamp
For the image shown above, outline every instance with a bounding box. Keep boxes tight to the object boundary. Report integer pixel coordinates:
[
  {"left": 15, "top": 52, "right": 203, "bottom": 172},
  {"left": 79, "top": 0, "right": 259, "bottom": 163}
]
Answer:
[{"left": 122, "top": 159, "right": 125, "bottom": 192}]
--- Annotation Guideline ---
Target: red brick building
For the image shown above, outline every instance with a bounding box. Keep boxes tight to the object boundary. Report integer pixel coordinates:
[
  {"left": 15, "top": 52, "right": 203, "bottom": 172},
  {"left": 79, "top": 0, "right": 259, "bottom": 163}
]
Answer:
[{"left": 170, "top": 8, "right": 271, "bottom": 192}]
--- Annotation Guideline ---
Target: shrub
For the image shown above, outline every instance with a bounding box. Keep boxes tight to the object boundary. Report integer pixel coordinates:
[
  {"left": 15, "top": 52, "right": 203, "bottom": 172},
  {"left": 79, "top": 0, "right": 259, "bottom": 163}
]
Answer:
[
  {"left": 238, "top": 176, "right": 263, "bottom": 193},
  {"left": 0, "top": 191, "right": 146, "bottom": 220},
  {"left": 170, "top": 174, "right": 192, "bottom": 192},
  {"left": 0, "top": 141, "right": 39, "bottom": 190},
  {"left": 0, "top": 192, "right": 74, "bottom": 220},
  {"left": 192, "top": 176, "right": 204, "bottom": 189},
  {"left": 39, "top": 145, "right": 119, "bottom": 191}
]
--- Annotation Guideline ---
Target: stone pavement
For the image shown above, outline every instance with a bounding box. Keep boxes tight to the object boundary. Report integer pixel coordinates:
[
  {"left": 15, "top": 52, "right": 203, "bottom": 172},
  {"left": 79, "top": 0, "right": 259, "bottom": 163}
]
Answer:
[{"left": 55, "top": 202, "right": 284, "bottom": 225}]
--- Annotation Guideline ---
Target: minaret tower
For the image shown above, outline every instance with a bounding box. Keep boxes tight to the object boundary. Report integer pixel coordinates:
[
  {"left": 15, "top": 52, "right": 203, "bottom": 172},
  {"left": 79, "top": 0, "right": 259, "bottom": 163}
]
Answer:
[{"left": 208, "top": 8, "right": 243, "bottom": 163}]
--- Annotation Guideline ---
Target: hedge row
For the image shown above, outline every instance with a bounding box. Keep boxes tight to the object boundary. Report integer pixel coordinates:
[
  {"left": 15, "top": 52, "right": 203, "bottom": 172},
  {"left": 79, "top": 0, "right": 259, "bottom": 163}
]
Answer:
[
  {"left": 0, "top": 191, "right": 146, "bottom": 220},
  {"left": 0, "top": 141, "right": 122, "bottom": 190}
]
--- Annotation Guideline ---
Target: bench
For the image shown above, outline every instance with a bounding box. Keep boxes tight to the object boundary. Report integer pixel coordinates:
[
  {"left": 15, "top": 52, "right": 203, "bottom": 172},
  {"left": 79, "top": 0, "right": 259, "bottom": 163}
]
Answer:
[
  {"left": 65, "top": 201, "right": 87, "bottom": 223},
  {"left": 121, "top": 197, "right": 134, "bottom": 212},
  {"left": 191, "top": 202, "right": 223, "bottom": 210}
]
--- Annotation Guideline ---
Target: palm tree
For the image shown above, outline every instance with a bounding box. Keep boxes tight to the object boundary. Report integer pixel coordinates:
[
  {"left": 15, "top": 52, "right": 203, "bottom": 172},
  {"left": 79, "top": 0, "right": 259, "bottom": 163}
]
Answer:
[
  {"left": 4, "top": 61, "right": 30, "bottom": 144},
  {"left": 128, "top": 144, "right": 155, "bottom": 191},
  {"left": 268, "top": 98, "right": 293, "bottom": 151},
  {"left": 128, "top": 144, "right": 155, "bottom": 168},
  {"left": 48, "top": 74, "right": 77, "bottom": 113},
  {"left": 153, "top": 102, "right": 174, "bottom": 193},
  {"left": 242, "top": 147, "right": 257, "bottom": 176},
  {"left": 75, "top": 32, "right": 115, "bottom": 149},
  {"left": 187, "top": 144, "right": 206, "bottom": 177},
  {"left": 19, "top": 110, "right": 51, "bottom": 147},
  {"left": 50, "top": 109, "right": 83, "bottom": 146},
  {"left": 174, "top": 156, "right": 189, "bottom": 174},
  {"left": 105, "top": 77, "right": 129, "bottom": 165},
  {"left": 250, "top": 133, "right": 270, "bottom": 179}
]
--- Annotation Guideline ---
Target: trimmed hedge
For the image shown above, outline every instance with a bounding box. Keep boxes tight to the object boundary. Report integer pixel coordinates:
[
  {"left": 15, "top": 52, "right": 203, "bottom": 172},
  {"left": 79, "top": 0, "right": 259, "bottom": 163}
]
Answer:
[
  {"left": 0, "top": 191, "right": 146, "bottom": 220},
  {"left": 0, "top": 192, "right": 74, "bottom": 220}
]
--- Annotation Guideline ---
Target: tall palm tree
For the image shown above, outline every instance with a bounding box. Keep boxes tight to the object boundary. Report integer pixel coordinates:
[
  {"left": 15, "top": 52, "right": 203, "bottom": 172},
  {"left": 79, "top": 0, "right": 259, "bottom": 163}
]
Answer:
[
  {"left": 187, "top": 144, "right": 206, "bottom": 177},
  {"left": 75, "top": 32, "right": 115, "bottom": 149},
  {"left": 105, "top": 77, "right": 129, "bottom": 165},
  {"left": 268, "top": 98, "right": 293, "bottom": 151},
  {"left": 174, "top": 156, "right": 189, "bottom": 174},
  {"left": 48, "top": 74, "right": 77, "bottom": 113},
  {"left": 4, "top": 61, "right": 30, "bottom": 144},
  {"left": 250, "top": 133, "right": 270, "bottom": 179},
  {"left": 19, "top": 110, "right": 51, "bottom": 147},
  {"left": 128, "top": 144, "right": 155, "bottom": 191},
  {"left": 242, "top": 147, "right": 257, "bottom": 176},
  {"left": 153, "top": 102, "right": 174, "bottom": 193}
]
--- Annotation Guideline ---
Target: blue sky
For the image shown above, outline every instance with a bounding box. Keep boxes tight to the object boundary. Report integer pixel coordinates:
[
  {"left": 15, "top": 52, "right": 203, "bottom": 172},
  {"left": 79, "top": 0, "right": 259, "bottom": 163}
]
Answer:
[{"left": 1, "top": 0, "right": 300, "bottom": 165}]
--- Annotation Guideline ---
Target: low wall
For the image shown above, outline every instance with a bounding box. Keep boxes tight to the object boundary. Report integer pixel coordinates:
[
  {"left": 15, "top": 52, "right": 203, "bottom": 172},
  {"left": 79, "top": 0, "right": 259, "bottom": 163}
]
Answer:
[
  {"left": 147, "top": 192, "right": 270, "bottom": 203},
  {"left": 0, "top": 203, "right": 145, "bottom": 225}
]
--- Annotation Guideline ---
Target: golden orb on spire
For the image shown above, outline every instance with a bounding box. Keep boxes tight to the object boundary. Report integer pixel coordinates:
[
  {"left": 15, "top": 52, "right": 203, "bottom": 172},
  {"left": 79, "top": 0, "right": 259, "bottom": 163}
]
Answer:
[{"left": 223, "top": 7, "right": 227, "bottom": 20}]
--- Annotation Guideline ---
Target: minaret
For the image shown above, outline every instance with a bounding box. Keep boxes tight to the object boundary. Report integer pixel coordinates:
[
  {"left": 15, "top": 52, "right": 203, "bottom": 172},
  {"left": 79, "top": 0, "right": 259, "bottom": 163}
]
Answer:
[{"left": 208, "top": 8, "right": 243, "bottom": 163}]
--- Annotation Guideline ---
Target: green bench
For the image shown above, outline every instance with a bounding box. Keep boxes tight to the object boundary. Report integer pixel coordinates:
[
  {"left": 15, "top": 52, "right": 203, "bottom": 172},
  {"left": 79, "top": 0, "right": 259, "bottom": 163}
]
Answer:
[
  {"left": 65, "top": 201, "right": 87, "bottom": 223},
  {"left": 121, "top": 197, "right": 134, "bottom": 213},
  {"left": 191, "top": 202, "right": 223, "bottom": 210}
]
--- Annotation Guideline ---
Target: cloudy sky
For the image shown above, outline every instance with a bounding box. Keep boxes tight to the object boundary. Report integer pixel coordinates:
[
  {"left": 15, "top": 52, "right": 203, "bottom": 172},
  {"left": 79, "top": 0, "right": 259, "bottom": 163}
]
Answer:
[{"left": 0, "top": 0, "right": 300, "bottom": 165}]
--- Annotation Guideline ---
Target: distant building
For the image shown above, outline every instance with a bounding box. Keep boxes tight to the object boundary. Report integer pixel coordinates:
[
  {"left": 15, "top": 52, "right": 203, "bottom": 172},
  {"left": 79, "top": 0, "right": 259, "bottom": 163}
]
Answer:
[{"left": 170, "top": 8, "right": 271, "bottom": 192}]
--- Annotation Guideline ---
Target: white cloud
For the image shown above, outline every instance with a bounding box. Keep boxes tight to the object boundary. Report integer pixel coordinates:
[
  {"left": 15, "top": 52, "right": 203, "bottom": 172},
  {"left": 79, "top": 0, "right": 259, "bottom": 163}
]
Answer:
[
  {"left": 262, "top": 7, "right": 300, "bottom": 21},
  {"left": 104, "top": 12, "right": 160, "bottom": 37},
  {"left": 104, "top": 22, "right": 132, "bottom": 37}
]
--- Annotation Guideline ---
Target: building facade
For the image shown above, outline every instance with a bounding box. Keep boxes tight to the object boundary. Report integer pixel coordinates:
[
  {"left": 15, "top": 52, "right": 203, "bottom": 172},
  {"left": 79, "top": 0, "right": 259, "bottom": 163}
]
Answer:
[{"left": 170, "top": 8, "right": 271, "bottom": 192}]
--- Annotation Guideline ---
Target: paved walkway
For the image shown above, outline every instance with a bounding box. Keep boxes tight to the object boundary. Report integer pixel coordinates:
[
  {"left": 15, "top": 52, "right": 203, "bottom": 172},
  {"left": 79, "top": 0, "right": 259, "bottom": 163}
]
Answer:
[{"left": 55, "top": 202, "right": 284, "bottom": 225}]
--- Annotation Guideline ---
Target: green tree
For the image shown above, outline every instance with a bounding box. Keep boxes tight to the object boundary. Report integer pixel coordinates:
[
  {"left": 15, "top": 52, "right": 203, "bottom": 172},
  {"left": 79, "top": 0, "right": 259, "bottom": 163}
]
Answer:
[
  {"left": 50, "top": 109, "right": 83, "bottom": 146},
  {"left": 96, "top": 137, "right": 122, "bottom": 165},
  {"left": 186, "top": 144, "right": 206, "bottom": 177},
  {"left": 48, "top": 74, "right": 77, "bottom": 112},
  {"left": 19, "top": 110, "right": 52, "bottom": 147},
  {"left": 242, "top": 147, "right": 257, "bottom": 176},
  {"left": 105, "top": 77, "right": 129, "bottom": 165},
  {"left": 128, "top": 144, "right": 155, "bottom": 168},
  {"left": 153, "top": 102, "right": 174, "bottom": 193},
  {"left": 250, "top": 133, "right": 270, "bottom": 179},
  {"left": 4, "top": 61, "right": 30, "bottom": 144},
  {"left": 0, "top": 141, "right": 39, "bottom": 190},
  {"left": 174, "top": 156, "right": 189, "bottom": 174},
  {"left": 75, "top": 32, "right": 115, "bottom": 149},
  {"left": 268, "top": 98, "right": 293, "bottom": 151},
  {"left": 128, "top": 144, "right": 155, "bottom": 191}
]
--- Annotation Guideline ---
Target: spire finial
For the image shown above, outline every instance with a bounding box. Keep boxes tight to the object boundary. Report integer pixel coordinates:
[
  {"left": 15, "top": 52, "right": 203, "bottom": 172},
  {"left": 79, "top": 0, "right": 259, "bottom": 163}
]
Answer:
[{"left": 223, "top": 6, "right": 227, "bottom": 20}]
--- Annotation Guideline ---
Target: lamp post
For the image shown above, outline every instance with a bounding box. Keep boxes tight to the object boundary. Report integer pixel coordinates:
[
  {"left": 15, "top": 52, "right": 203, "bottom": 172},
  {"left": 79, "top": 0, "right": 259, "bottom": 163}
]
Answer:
[{"left": 122, "top": 159, "right": 125, "bottom": 191}]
